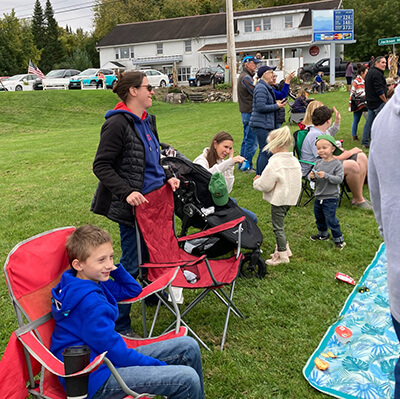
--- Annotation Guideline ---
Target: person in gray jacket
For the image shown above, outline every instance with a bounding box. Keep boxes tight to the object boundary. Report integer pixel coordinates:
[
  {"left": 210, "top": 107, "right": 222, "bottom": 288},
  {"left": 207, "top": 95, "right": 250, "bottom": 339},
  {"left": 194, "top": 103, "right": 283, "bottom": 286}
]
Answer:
[
  {"left": 369, "top": 85, "right": 400, "bottom": 399},
  {"left": 249, "top": 65, "right": 286, "bottom": 174}
]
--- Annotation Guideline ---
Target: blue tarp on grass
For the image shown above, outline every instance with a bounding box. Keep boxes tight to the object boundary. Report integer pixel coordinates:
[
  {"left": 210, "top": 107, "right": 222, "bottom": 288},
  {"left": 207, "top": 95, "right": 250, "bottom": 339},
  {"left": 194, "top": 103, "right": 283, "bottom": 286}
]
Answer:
[{"left": 303, "top": 243, "right": 399, "bottom": 399}]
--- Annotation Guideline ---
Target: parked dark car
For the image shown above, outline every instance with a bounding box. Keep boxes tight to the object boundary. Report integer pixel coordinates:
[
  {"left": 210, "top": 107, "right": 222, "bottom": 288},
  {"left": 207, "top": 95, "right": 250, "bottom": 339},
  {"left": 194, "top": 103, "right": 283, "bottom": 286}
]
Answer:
[{"left": 195, "top": 66, "right": 225, "bottom": 86}]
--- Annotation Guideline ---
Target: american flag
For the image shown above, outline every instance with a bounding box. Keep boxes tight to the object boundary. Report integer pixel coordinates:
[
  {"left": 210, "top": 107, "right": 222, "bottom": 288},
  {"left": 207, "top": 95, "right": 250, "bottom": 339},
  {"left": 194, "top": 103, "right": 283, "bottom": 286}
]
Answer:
[{"left": 28, "top": 60, "right": 46, "bottom": 80}]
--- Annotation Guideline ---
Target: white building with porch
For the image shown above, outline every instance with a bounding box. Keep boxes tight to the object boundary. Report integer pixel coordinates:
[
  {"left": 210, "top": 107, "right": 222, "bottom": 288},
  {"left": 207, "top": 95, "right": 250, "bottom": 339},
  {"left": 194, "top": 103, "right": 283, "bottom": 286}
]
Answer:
[{"left": 96, "top": 0, "right": 342, "bottom": 84}]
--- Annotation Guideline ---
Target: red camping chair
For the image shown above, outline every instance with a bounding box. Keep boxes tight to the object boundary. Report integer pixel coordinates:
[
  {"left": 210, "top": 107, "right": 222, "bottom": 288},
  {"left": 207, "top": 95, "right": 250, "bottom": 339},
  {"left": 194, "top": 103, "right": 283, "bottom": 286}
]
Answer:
[
  {"left": 135, "top": 184, "right": 246, "bottom": 351},
  {"left": 0, "top": 226, "right": 186, "bottom": 399}
]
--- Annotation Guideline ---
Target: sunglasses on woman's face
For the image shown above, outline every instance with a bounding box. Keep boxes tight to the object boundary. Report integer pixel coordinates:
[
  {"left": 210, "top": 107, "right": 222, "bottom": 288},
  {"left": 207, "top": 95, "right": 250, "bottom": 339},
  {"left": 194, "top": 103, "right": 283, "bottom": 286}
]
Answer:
[{"left": 139, "top": 84, "right": 153, "bottom": 92}]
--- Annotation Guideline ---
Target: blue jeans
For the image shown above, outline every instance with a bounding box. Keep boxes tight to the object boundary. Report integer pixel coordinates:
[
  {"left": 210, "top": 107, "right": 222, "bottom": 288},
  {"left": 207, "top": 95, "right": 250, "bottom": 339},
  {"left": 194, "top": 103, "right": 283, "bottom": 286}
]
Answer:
[
  {"left": 392, "top": 315, "right": 400, "bottom": 399},
  {"left": 240, "top": 113, "right": 257, "bottom": 169},
  {"left": 361, "top": 103, "right": 385, "bottom": 146},
  {"left": 313, "top": 198, "right": 344, "bottom": 243},
  {"left": 351, "top": 109, "right": 364, "bottom": 137},
  {"left": 116, "top": 224, "right": 141, "bottom": 333},
  {"left": 253, "top": 127, "right": 273, "bottom": 175},
  {"left": 92, "top": 336, "right": 204, "bottom": 399}
]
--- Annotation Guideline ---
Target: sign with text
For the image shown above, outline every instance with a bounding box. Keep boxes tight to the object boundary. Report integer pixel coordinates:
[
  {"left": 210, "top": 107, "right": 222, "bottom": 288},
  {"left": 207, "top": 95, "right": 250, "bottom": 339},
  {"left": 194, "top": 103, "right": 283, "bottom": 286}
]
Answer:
[
  {"left": 312, "top": 9, "right": 354, "bottom": 43},
  {"left": 378, "top": 37, "right": 400, "bottom": 46}
]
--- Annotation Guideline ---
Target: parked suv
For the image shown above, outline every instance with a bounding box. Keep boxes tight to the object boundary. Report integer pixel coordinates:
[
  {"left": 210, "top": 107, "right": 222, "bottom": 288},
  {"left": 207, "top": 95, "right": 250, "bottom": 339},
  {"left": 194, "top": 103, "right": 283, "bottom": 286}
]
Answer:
[
  {"left": 34, "top": 69, "right": 81, "bottom": 90},
  {"left": 68, "top": 68, "right": 117, "bottom": 89},
  {"left": 195, "top": 66, "right": 225, "bottom": 86}
]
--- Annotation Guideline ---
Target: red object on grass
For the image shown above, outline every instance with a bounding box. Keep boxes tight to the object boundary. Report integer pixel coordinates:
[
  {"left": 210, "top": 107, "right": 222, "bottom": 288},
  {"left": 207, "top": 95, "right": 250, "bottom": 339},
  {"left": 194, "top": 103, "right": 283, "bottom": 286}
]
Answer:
[{"left": 335, "top": 272, "right": 355, "bottom": 285}]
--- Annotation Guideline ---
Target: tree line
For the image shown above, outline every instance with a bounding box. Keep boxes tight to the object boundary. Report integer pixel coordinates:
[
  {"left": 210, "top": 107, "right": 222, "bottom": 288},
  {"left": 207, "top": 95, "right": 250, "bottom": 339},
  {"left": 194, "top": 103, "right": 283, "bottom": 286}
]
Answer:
[{"left": 1, "top": 0, "right": 399, "bottom": 76}]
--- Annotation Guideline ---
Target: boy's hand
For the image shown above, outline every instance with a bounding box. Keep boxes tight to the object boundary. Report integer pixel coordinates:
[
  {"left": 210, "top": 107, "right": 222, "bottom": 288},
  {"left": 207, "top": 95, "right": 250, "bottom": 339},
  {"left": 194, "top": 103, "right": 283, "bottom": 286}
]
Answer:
[
  {"left": 111, "top": 264, "right": 118, "bottom": 271},
  {"left": 167, "top": 177, "right": 180, "bottom": 192},
  {"left": 316, "top": 171, "right": 325, "bottom": 178},
  {"left": 309, "top": 171, "right": 315, "bottom": 179},
  {"left": 126, "top": 191, "right": 149, "bottom": 206}
]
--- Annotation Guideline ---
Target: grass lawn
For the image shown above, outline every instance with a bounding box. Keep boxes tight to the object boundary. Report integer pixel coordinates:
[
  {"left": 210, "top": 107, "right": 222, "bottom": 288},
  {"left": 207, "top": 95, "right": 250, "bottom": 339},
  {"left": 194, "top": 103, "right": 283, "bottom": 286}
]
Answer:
[{"left": 0, "top": 88, "right": 382, "bottom": 398}]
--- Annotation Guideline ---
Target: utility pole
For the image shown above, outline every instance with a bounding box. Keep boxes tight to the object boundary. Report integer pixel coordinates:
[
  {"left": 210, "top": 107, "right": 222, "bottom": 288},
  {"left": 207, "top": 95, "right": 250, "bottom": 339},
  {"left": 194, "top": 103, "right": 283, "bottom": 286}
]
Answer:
[{"left": 226, "top": 0, "right": 237, "bottom": 102}]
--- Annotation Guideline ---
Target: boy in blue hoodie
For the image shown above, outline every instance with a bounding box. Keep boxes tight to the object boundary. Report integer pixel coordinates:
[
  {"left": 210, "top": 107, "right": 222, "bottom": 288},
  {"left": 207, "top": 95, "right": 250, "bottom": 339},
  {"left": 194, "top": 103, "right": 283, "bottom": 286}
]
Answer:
[{"left": 50, "top": 224, "right": 204, "bottom": 399}]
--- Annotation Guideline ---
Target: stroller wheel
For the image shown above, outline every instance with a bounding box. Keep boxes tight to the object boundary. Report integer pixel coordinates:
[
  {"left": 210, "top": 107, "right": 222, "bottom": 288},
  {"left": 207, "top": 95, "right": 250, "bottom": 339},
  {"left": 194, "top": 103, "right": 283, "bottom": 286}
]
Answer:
[{"left": 240, "top": 252, "right": 266, "bottom": 279}]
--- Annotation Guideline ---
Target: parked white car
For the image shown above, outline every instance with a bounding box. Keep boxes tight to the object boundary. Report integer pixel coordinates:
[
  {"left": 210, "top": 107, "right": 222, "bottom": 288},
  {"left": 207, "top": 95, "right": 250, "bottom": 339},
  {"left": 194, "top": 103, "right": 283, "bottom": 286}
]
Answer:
[
  {"left": 2, "top": 74, "right": 37, "bottom": 91},
  {"left": 42, "top": 69, "right": 81, "bottom": 90},
  {"left": 142, "top": 69, "right": 169, "bottom": 87}
]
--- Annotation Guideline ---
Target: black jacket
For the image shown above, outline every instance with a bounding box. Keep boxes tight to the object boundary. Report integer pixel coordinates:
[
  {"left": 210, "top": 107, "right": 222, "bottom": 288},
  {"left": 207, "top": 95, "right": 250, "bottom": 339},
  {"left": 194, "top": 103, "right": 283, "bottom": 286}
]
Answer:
[
  {"left": 91, "top": 113, "right": 163, "bottom": 227},
  {"left": 365, "top": 66, "right": 387, "bottom": 110},
  {"left": 237, "top": 67, "right": 255, "bottom": 113}
]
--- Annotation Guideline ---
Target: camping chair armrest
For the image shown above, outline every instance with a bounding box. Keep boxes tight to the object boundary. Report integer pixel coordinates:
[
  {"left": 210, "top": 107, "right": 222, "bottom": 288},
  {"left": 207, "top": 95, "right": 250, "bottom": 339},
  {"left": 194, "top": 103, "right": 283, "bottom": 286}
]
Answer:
[
  {"left": 299, "top": 160, "right": 315, "bottom": 166},
  {"left": 118, "top": 267, "right": 181, "bottom": 304},
  {"left": 138, "top": 256, "right": 206, "bottom": 270},
  {"left": 15, "top": 323, "right": 106, "bottom": 377},
  {"left": 177, "top": 216, "right": 245, "bottom": 242}
]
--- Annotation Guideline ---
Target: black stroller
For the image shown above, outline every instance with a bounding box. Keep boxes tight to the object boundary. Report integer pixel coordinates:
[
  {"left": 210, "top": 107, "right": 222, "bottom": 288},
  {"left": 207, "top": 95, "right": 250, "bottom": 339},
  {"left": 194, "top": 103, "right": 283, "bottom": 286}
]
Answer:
[{"left": 160, "top": 145, "right": 266, "bottom": 278}]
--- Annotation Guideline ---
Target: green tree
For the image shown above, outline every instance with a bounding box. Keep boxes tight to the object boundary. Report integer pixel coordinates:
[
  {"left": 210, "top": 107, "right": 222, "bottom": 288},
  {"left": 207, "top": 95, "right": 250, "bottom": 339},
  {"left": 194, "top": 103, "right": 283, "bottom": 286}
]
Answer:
[
  {"left": 40, "top": 0, "right": 65, "bottom": 72},
  {"left": 344, "top": 0, "right": 400, "bottom": 61},
  {"left": 31, "top": 0, "right": 45, "bottom": 50}
]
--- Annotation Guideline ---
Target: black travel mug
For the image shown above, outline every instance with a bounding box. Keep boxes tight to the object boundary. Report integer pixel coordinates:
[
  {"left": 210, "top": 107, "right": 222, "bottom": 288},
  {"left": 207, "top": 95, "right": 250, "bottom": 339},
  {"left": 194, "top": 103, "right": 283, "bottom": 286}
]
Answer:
[{"left": 62, "top": 345, "right": 91, "bottom": 399}]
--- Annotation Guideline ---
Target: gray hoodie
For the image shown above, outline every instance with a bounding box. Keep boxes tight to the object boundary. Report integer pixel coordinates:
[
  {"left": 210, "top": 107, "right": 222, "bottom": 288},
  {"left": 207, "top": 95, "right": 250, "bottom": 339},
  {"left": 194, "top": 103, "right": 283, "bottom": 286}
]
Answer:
[{"left": 369, "top": 85, "right": 400, "bottom": 322}]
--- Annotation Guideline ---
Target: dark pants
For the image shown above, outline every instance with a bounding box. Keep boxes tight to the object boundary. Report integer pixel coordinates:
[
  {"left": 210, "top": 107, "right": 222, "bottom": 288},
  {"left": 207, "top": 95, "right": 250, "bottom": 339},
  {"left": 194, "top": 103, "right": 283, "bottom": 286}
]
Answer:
[
  {"left": 392, "top": 315, "right": 400, "bottom": 399},
  {"left": 115, "top": 223, "right": 147, "bottom": 332},
  {"left": 271, "top": 205, "right": 291, "bottom": 251},
  {"left": 313, "top": 198, "right": 343, "bottom": 243},
  {"left": 253, "top": 127, "right": 273, "bottom": 175},
  {"left": 361, "top": 103, "right": 385, "bottom": 146}
]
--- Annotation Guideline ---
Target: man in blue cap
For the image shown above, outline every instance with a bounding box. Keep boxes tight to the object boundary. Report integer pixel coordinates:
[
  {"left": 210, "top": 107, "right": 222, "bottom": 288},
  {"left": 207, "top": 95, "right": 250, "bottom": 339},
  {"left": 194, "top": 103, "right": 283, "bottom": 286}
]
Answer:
[{"left": 237, "top": 55, "right": 260, "bottom": 172}]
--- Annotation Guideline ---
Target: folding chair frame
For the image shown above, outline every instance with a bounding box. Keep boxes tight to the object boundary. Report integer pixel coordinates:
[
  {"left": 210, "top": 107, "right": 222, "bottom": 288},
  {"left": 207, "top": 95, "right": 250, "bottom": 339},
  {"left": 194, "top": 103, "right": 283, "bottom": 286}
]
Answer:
[
  {"left": 1, "top": 226, "right": 185, "bottom": 399},
  {"left": 135, "top": 187, "right": 246, "bottom": 351}
]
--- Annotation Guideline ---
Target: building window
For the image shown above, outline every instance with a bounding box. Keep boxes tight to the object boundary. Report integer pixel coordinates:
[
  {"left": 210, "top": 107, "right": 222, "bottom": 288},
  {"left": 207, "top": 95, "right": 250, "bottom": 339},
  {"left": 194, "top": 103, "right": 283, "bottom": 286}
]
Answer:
[
  {"left": 178, "top": 67, "right": 191, "bottom": 82},
  {"left": 263, "top": 17, "right": 271, "bottom": 30},
  {"left": 254, "top": 18, "right": 262, "bottom": 32},
  {"left": 157, "top": 43, "right": 163, "bottom": 55},
  {"left": 185, "top": 40, "right": 192, "bottom": 52},
  {"left": 120, "top": 47, "right": 130, "bottom": 59},
  {"left": 244, "top": 20, "right": 252, "bottom": 33},
  {"left": 285, "top": 15, "right": 293, "bottom": 29},
  {"left": 130, "top": 48, "right": 134, "bottom": 58}
]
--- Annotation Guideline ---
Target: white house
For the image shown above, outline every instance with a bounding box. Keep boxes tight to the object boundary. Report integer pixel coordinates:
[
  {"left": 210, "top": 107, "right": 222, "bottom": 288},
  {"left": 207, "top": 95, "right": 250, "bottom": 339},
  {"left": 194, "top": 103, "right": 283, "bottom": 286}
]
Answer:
[{"left": 96, "top": 0, "right": 343, "bottom": 84}]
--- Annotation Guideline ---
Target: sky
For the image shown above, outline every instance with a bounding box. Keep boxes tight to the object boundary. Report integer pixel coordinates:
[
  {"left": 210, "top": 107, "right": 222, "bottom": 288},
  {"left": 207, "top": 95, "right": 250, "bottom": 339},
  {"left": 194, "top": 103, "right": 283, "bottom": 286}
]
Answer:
[{"left": 0, "top": 0, "right": 95, "bottom": 33}]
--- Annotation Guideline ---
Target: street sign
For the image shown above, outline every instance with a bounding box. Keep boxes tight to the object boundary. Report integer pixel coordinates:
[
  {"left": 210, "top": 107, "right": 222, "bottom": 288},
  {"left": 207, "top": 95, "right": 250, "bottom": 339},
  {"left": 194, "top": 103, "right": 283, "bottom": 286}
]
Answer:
[{"left": 378, "top": 37, "right": 400, "bottom": 46}]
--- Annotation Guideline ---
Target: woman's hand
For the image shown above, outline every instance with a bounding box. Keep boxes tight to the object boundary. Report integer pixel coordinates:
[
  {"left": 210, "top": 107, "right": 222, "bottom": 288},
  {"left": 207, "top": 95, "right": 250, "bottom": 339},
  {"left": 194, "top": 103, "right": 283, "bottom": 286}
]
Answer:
[
  {"left": 285, "top": 71, "right": 296, "bottom": 84},
  {"left": 126, "top": 191, "right": 149, "bottom": 207},
  {"left": 232, "top": 155, "right": 246, "bottom": 164},
  {"left": 276, "top": 99, "right": 287, "bottom": 108},
  {"left": 167, "top": 177, "right": 180, "bottom": 192},
  {"left": 253, "top": 175, "right": 261, "bottom": 181}
]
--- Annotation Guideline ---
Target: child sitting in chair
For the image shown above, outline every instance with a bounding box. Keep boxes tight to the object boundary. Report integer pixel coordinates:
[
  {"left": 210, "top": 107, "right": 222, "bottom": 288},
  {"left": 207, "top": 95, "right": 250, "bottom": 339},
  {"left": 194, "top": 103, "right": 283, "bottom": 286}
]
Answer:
[
  {"left": 253, "top": 126, "right": 302, "bottom": 265},
  {"left": 50, "top": 224, "right": 204, "bottom": 399},
  {"left": 309, "top": 135, "right": 346, "bottom": 250}
]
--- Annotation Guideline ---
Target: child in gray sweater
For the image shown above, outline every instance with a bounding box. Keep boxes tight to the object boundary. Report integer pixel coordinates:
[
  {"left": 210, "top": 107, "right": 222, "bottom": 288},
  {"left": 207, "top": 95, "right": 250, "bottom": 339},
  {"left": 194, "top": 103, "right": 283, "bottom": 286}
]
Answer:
[{"left": 309, "top": 135, "right": 346, "bottom": 249}]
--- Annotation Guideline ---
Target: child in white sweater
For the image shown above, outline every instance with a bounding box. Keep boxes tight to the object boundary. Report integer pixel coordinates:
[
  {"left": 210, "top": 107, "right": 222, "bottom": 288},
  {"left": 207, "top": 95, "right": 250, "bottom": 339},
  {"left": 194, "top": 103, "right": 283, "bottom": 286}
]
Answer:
[{"left": 253, "top": 126, "right": 302, "bottom": 265}]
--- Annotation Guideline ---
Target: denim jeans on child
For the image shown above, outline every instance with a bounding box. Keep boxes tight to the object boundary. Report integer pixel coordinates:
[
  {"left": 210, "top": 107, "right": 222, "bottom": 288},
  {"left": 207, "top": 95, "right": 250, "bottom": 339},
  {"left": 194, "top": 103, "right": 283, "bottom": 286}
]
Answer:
[
  {"left": 313, "top": 198, "right": 344, "bottom": 243},
  {"left": 92, "top": 336, "right": 205, "bottom": 399},
  {"left": 240, "top": 113, "right": 257, "bottom": 169}
]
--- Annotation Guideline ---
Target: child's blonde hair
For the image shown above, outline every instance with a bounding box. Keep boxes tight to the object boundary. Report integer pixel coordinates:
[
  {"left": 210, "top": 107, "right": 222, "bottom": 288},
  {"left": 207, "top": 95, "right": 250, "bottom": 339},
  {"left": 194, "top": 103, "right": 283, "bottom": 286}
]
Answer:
[
  {"left": 302, "top": 100, "right": 323, "bottom": 125},
  {"left": 264, "top": 126, "right": 292, "bottom": 152}
]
